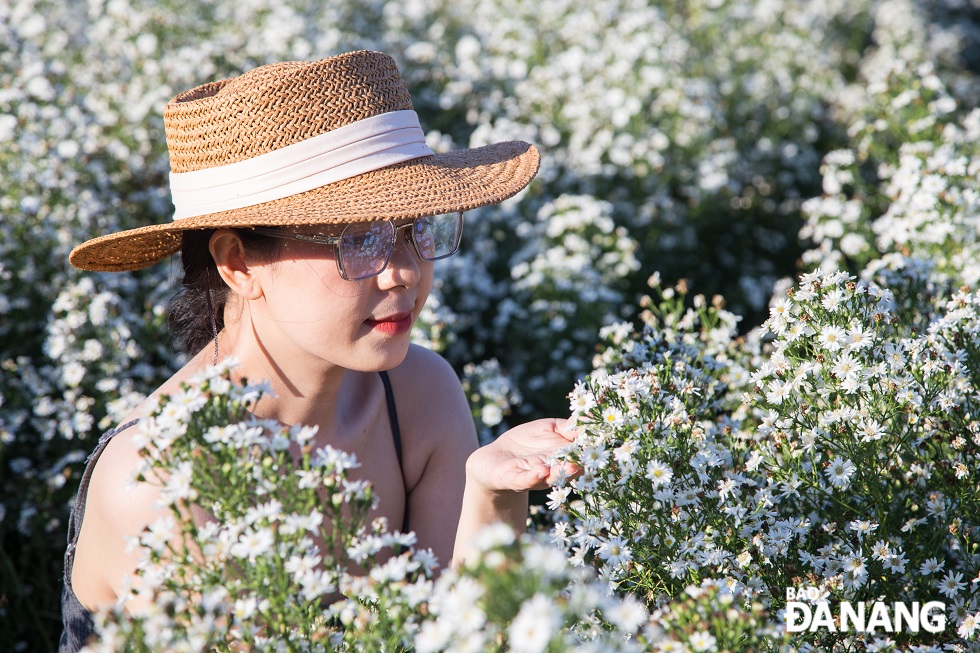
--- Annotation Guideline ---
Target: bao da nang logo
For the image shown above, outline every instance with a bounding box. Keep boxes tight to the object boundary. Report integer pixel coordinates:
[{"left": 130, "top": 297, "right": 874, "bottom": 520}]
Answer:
[{"left": 785, "top": 587, "right": 947, "bottom": 634}]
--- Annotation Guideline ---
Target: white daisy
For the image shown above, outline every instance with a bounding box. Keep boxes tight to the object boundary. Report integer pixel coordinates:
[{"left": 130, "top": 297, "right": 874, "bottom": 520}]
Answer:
[
  {"left": 508, "top": 594, "right": 560, "bottom": 653},
  {"left": 824, "top": 456, "right": 856, "bottom": 488},
  {"left": 938, "top": 570, "right": 966, "bottom": 598},
  {"left": 688, "top": 630, "right": 718, "bottom": 652},
  {"left": 818, "top": 325, "right": 847, "bottom": 352},
  {"left": 645, "top": 460, "right": 673, "bottom": 487},
  {"left": 919, "top": 557, "right": 944, "bottom": 575}
]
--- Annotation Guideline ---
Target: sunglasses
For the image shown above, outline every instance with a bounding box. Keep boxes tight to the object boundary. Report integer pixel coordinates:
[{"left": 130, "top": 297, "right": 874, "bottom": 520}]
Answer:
[{"left": 251, "top": 212, "right": 464, "bottom": 281}]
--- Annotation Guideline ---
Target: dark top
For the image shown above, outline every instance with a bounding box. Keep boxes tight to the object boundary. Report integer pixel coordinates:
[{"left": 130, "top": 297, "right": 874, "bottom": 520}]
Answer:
[{"left": 59, "top": 371, "right": 406, "bottom": 653}]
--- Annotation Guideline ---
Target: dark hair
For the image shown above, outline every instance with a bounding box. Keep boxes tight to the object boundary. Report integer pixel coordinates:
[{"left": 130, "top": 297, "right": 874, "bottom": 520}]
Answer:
[{"left": 167, "top": 229, "right": 280, "bottom": 356}]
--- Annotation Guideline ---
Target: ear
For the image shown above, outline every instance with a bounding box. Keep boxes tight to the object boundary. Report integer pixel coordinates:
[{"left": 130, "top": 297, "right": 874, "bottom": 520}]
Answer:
[{"left": 210, "top": 229, "right": 263, "bottom": 300}]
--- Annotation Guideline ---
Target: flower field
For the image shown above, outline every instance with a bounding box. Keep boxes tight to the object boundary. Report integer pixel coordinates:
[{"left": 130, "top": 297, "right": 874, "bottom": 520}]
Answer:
[{"left": 1, "top": 0, "right": 978, "bottom": 650}]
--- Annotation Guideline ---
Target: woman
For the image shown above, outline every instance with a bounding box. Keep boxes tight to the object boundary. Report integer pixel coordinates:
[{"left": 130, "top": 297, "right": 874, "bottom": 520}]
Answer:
[{"left": 61, "top": 50, "right": 576, "bottom": 650}]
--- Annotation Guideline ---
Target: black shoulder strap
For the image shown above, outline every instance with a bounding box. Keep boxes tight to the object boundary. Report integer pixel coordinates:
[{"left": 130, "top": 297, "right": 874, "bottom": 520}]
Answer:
[{"left": 378, "top": 371, "right": 409, "bottom": 534}]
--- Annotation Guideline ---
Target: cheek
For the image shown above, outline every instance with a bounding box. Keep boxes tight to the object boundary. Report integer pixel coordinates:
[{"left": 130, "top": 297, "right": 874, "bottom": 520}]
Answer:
[
  {"left": 267, "top": 255, "right": 360, "bottom": 302},
  {"left": 258, "top": 262, "right": 349, "bottom": 323},
  {"left": 418, "top": 262, "right": 435, "bottom": 295}
]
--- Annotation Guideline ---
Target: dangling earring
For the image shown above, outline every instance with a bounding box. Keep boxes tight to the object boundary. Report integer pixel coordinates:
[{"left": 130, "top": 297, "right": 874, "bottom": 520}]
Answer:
[{"left": 206, "top": 288, "right": 219, "bottom": 366}]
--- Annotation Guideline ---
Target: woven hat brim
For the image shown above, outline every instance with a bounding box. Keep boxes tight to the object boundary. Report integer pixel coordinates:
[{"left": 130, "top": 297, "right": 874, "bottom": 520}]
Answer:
[{"left": 69, "top": 141, "right": 539, "bottom": 272}]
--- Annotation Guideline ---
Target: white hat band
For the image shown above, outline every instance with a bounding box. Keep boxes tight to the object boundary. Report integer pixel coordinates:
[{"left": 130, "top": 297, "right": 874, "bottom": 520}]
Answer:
[{"left": 169, "top": 110, "right": 434, "bottom": 220}]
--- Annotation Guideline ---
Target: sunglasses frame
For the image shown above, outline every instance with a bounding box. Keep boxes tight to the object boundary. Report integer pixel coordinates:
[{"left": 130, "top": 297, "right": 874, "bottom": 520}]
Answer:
[{"left": 250, "top": 212, "right": 464, "bottom": 281}]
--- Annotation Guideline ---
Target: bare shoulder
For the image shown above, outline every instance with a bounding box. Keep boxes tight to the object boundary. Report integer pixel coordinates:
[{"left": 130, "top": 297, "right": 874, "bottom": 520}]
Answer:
[
  {"left": 383, "top": 345, "right": 477, "bottom": 485},
  {"left": 84, "top": 372, "right": 191, "bottom": 527},
  {"left": 72, "top": 420, "right": 168, "bottom": 608},
  {"left": 387, "top": 344, "right": 466, "bottom": 397},
  {"left": 385, "top": 344, "right": 473, "bottom": 423},
  {"left": 86, "top": 423, "right": 165, "bottom": 540},
  {"left": 74, "top": 354, "right": 225, "bottom": 607}
]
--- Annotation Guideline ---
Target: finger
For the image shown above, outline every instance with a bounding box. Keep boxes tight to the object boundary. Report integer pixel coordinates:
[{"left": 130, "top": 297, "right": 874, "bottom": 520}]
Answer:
[
  {"left": 545, "top": 461, "right": 581, "bottom": 485},
  {"left": 555, "top": 418, "right": 580, "bottom": 441},
  {"left": 512, "top": 463, "right": 552, "bottom": 491}
]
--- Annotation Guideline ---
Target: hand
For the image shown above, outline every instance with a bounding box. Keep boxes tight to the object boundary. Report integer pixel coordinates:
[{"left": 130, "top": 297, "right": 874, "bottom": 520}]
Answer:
[{"left": 466, "top": 418, "right": 581, "bottom": 494}]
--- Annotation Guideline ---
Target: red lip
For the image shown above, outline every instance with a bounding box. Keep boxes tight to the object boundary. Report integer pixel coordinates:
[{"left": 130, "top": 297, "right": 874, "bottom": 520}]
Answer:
[{"left": 365, "top": 312, "right": 413, "bottom": 335}]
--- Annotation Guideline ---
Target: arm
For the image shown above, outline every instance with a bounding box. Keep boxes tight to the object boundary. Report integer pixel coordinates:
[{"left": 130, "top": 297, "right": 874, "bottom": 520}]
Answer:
[
  {"left": 387, "top": 346, "right": 578, "bottom": 570},
  {"left": 385, "top": 346, "right": 478, "bottom": 568},
  {"left": 74, "top": 419, "right": 214, "bottom": 615},
  {"left": 71, "top": 425, "right": 171, "bottom": 613}
]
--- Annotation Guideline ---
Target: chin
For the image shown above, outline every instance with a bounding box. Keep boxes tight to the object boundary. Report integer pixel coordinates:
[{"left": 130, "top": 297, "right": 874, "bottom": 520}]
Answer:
[{"left": 361, "top": 342, "right": 412, "bottom": 373}]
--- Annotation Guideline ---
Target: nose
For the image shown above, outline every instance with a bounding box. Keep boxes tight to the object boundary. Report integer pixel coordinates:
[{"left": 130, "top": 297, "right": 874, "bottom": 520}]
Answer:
[{"left": 377, "top": 231, "right": 421, "bottom": 289}]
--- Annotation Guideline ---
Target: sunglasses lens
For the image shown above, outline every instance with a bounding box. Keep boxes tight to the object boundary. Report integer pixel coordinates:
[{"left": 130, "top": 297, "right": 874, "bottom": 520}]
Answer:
[
  {"left": 413, "top": 212, "right": 463, "bottom": 261},
  {"left": 340, "top": 221, "right": 394, "bottom": 280}
]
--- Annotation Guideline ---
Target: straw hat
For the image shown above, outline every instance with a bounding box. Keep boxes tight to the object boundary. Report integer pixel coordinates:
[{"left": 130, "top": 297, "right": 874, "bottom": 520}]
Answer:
[{"left": 69, "top": 50, "right": 540, "bottom": 272}]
